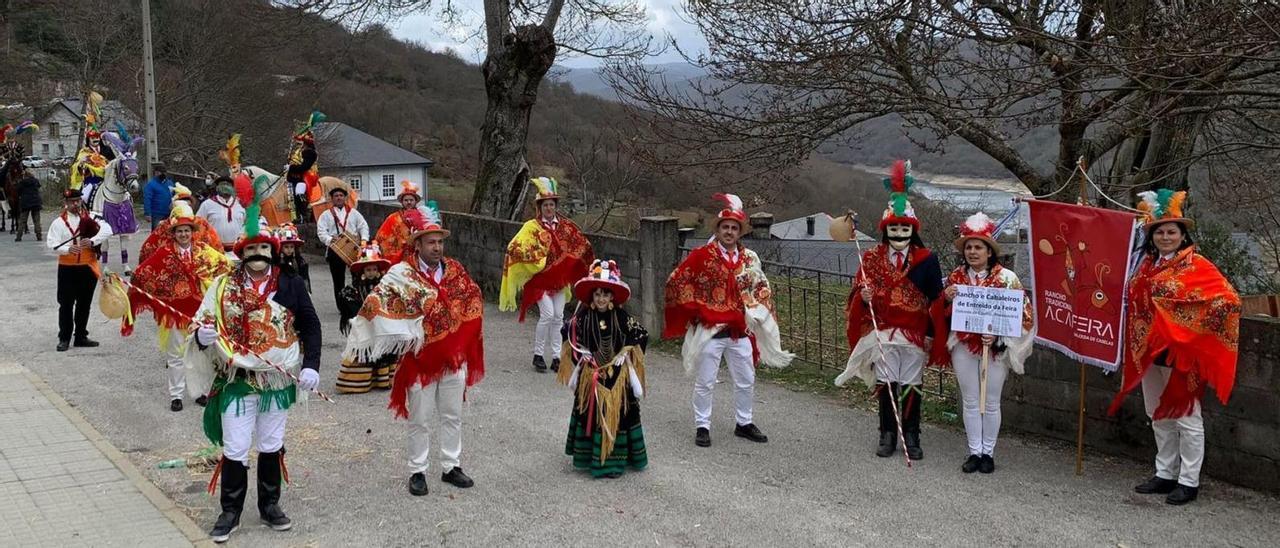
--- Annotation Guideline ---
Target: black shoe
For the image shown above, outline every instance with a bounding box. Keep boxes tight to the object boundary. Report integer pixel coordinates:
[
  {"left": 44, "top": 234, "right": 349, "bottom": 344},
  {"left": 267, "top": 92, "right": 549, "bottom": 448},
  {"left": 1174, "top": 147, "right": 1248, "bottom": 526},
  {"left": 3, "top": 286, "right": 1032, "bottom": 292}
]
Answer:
[
  {"left": 695, "top": 427, "right": 711, "bottom": 447},
  {"left": 441, "top": 467, "right": 474, "bottom": 488},
  {"left": 170, "top": 399, "right": 183, "bottom": 412},
  {"left": 1166, "top": 484, "right": 1199, "bottom": 505},
  {"left": 904, "top": 432, "right": 924, "bottom": 460},
  {"left": 550, "top": 358, "right": 560, "bottom": 372},
  {"left": 408, "top": 472, "right": 429, "bottom": 496},
  {"left": 209, "top": 511, "right": 240, "bottom": 543},
  {"left": 1134, "top": 476, "right": 1178, "bottom": 495},
  {"left": 56, "top": 340, "right": 70, "bottom": 352},
  {"left": 73, "top": 337, "right": 99, "bottom": 348},
  {"left": 875, "top": 431, "right": 897, "bottom": 458},
  {"left": 601, "top": 471, "right": 622, "bottom": 479},
  {"left": 978, "top": 454, "right": 995, "bottom": 474},
  {"left": 532, "top": 355, "right": 547, "bottom": 372},
  {"left": 961, "top": 454, "right": 981, "bottom": 474},
  {"left": 734, "top": 423, "right": 768, "bottom": 443},
  {"left": 260, "top": 504, "right": 292, "bottom": 531},
  {"left": 195, "top": 395, "right": 208, "bottom": 407}
]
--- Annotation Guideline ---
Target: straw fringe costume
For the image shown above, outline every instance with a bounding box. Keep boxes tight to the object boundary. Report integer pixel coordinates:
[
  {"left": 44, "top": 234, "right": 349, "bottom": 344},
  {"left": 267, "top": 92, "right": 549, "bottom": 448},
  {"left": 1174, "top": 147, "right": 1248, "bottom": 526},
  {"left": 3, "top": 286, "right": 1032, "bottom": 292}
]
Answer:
[
  {"left": 558, "top": 260, "right": 649, "bottom": 477},
  {"left": 336, "top": 242, "right": 396, "bottom": 393}
]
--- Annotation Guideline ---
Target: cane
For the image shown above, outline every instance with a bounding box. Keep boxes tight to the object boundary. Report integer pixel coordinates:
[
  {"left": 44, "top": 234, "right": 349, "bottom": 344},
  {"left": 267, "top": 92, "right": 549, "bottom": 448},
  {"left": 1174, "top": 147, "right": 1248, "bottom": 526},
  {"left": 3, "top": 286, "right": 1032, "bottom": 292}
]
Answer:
[
  {"left": 979, "top": 340, "right": 991, "bottom": 415},
  {"left": 848, "top": 212, "right": 912, "bottom": 468}
]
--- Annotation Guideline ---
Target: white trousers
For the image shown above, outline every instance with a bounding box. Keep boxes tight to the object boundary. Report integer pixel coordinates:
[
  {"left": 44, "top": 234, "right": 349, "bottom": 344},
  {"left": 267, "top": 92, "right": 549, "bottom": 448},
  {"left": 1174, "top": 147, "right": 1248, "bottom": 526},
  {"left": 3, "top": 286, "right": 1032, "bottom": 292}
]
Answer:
[
  {"left": 1142, "top": 366, "right": 1205, "bottom": 487},
  {"left": 221, "top": 394, "right": 288, "bottom": 465},
  {"left": 693, "top": 335, "right": 755, "bottom": 430},
  {"left": 874, "top": 343, "right": 926, "bottom": 386},
  {"left": 163, "top": 327, "right": 186, "bottom": 400},
  {"left": 407, "top": 367, "right": 466, "bottom": 475},
  {"left": 532, "top": 291, "right": 566, "bottom": 359},
  {"left": 953, "top": 347, "right": 1009, "bottom": 456}
]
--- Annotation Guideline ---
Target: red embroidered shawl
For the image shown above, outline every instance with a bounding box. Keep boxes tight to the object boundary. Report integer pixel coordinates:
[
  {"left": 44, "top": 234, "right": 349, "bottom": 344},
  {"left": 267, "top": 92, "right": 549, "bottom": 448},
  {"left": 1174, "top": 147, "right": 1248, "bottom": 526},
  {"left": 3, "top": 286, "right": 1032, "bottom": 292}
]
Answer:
[
  {"left": 1109, "top": 247, "right": 1241, "bottom": 419},
  {"left": 845, "top": 244, "right": 938, "bottom": 352},
  {"left": 663, "top": 243, "right": 750, "bottom": 339}
]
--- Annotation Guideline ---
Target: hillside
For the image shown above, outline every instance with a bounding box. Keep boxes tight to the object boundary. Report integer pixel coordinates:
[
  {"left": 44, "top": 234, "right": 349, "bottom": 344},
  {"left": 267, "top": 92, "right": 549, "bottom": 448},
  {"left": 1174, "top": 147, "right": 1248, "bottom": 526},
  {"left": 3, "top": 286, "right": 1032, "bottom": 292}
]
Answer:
[{"left": 555, "top": 62, "right": 1057, "bottom": 180}]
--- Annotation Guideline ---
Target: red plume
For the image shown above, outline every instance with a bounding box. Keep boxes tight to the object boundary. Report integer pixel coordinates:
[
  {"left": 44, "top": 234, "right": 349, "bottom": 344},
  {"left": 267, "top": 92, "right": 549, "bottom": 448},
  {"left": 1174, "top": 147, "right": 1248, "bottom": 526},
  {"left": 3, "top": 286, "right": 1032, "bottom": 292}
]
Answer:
[
  {"left": 402, "top": 207, "right": 426, "bottom": 231},
  {"left": 889, "top": 160, "right": 906, "bottom": 193},
  {"left": 234, "top": 171, "right": 254, "bottom": 206}
]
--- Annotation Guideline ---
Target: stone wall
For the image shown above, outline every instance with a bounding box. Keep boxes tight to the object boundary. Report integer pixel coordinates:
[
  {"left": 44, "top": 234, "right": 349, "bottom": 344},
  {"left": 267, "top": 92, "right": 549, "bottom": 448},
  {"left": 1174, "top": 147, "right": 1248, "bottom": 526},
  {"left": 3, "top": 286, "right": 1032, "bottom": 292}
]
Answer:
[
  {"left": 300, "top": 203, "right": 680, "bottom": 333},
  {"left": 1001, "top": 315, "right": 1280, "bottom": 494}
]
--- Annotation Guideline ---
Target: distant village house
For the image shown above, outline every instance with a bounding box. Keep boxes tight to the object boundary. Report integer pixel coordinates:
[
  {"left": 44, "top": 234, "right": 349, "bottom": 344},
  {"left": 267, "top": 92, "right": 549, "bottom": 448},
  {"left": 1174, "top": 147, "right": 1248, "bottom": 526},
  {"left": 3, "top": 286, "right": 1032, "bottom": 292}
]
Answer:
[{"left": 315, "top": 122, "right": 434, "bottom": 203}]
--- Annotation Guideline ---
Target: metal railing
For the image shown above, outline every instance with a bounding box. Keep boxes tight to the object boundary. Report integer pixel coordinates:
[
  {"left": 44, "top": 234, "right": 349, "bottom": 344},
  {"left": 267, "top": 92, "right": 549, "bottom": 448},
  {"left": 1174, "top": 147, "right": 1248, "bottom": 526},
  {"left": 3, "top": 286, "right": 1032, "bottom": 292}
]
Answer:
[{"left": 680, "top": 242, "right": 956, "bottom": 400}]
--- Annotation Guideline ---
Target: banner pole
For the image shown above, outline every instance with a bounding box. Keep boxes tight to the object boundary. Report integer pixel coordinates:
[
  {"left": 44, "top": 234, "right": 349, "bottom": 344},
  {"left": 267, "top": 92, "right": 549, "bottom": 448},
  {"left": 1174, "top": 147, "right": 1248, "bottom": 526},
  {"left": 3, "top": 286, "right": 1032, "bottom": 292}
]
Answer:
[{"left": 1074, "top": 156, "right": 1089, "bottom": 476}]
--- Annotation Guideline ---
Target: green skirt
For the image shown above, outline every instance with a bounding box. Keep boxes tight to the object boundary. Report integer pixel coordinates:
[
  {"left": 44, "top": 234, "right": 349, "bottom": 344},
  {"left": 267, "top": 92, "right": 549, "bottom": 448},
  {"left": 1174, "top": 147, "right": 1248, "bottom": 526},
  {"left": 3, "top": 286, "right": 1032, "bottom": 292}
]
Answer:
[{"left": 564, "top": 398, "right": 648, "bottom": 478}]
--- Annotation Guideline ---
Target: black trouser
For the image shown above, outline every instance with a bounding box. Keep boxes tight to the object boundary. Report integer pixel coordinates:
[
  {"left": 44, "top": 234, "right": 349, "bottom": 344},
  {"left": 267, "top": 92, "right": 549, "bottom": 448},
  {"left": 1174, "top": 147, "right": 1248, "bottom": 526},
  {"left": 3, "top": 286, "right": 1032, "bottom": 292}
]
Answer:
[
  {"left": 57, "top": 265, "right": 98, "bottom": 342},
  {"left": 17, "top": 208, "right": 40, "bottom": 237},
  {"left": 326, "top": 251, "right": 346, "bottom": 308}
]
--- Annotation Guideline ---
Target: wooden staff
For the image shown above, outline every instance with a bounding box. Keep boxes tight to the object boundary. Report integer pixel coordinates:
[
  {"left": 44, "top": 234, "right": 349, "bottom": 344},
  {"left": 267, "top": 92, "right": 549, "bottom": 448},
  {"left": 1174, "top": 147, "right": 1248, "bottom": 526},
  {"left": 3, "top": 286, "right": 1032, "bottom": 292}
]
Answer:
[{"left": 979, "top": 340, "right": 991, "bottom": 415}]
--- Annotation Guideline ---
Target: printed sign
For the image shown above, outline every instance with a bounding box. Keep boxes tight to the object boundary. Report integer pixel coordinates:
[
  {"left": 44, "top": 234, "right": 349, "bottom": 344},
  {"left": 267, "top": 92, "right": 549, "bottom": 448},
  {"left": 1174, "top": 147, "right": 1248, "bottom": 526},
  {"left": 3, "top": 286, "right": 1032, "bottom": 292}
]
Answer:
[{"left": 950, "top": 285, "right": 1026, "bottom": 338}]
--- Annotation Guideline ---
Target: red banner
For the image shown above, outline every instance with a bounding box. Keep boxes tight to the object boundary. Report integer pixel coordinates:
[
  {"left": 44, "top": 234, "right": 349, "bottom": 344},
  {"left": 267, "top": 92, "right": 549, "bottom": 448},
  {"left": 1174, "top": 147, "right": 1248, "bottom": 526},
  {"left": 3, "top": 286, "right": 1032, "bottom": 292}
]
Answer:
[{"left": 1027, "top": 200, "right": 1138, "bottom": 371}]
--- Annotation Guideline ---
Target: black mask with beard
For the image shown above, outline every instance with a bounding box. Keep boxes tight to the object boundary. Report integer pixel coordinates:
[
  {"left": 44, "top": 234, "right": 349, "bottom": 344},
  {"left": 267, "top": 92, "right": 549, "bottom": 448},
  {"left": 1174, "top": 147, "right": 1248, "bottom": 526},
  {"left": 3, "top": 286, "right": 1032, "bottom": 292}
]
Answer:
[
  {"left": 242, "top": 253, "right": 276, "bottom": 270},
  {"left": 887, "top": 235, "right": 912, "bottom": 242}
]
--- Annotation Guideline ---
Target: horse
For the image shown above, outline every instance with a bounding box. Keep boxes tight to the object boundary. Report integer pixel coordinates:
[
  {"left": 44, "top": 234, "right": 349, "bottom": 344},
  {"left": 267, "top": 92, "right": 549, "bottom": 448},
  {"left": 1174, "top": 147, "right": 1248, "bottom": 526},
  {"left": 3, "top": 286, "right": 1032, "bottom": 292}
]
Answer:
[
  {"left": 87, "top": 130, "right": 142, "bottom": 273},
  {"left": 241, "top": 165, "right": 306, "bottom": 227}
]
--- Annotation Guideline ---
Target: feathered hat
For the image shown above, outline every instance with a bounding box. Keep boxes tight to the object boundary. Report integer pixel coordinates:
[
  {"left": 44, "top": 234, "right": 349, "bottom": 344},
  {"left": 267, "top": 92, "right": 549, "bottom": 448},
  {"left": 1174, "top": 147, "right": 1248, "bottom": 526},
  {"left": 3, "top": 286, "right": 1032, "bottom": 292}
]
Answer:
[
  {"left": 293, "top": 110, "right": 326, "bottom": 143},
  {"left": 274, "top": 223, "right": 304, "bottom": 245},
  {"left": 573, "top": 259, "right": 631, "bottom": 305},
  {"left": 713, "top": 192, "right": 751, "bottom": 234},
  {"left": 167, "top": 201, "right": 199, "bottom": 232},
  {"left": 406, "top": 200, "right": 450, "bottom": 241},
  {"left": 218, "top": 134, "right": 242, "bottom": 172},
  {"left": 1137, "top": 189, "right": 1193, "bottom": 230},
  {"left": 349, "top": 240, "right": 392, "bottom": 273},
  {"left": 231, "top": 171, "right": 281, "bottom": 257},
  {"left": 954, "top": 212, "right": 999, "bottom": 254},
  {"left": 879, "top": 160, "right": 921, "bottom": 232},
  {"left": 530, "top": 176, "right": 560, "bottom": 203},
  {"left": 172, "top": 182, "right": 194, "bottom": 202},
  {"left": 397, "top": 179, "right": 421, "bottom": 200}
]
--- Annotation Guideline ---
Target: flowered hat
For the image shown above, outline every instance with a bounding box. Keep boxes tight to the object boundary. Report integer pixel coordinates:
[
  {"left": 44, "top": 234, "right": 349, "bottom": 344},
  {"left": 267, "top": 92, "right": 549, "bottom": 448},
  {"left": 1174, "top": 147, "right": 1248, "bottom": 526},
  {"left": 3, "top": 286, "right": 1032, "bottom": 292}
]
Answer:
[
  {"left": 879, "top": 160, "right": 921, "bottom": 232},
  {"left": 231, "top": 172, "right": 280, "bottom": 257},
  {"left": 1137, "top": 189, "right": 1194, "bottom": 230},
  {"left": 954, "top": 212, "right": 999, "bottom": 254},
  {"left": 573, "top": 259, "right": 631, "bottom": 305},
  {"left": 275, "top": 223, "right": 304, "bottom": 245},
  {"left": 713, "top": 193, "right": 751, "bottom": 234},
  {"left": 349, "top": 240, "right": 391, "bottom": 273}
]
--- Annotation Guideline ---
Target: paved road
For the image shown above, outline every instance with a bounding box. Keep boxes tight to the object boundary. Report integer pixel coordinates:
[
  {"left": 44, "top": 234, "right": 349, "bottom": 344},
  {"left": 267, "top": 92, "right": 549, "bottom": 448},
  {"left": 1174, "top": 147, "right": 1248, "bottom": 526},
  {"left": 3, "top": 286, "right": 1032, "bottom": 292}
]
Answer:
[
  {"left": 2, "top": 231, "right": 1278, "bottom": 547},
  {"left": 0, "top": 361, "right": 200, "bottom": 546}
]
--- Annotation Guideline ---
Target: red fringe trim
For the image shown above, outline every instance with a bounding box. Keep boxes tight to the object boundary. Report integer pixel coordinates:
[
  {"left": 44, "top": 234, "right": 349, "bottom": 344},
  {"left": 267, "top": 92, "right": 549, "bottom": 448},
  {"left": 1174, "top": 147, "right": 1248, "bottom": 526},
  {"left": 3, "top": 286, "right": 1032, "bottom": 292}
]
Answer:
[
  {"left": 388, "top": 319, "right": 485, "bottom": 419},
  {"left": 207, "top": 457, "right": 224, "bottom": 496}
]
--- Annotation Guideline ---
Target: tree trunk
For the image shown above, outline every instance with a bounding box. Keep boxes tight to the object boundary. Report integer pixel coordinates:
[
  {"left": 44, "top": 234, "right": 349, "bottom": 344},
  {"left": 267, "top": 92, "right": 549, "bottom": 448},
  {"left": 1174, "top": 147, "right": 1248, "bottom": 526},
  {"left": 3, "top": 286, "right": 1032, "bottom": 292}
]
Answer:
[{"left": 470, "top": 24, "right": 557, "bottom": 220}]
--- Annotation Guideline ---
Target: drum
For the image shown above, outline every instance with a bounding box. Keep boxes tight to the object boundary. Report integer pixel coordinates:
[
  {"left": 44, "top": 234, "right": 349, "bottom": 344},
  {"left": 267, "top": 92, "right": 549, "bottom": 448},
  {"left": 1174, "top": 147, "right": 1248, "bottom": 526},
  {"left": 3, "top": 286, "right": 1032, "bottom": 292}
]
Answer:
[{"left": 329, "top": 232, "right": 361, "bottom": 265}]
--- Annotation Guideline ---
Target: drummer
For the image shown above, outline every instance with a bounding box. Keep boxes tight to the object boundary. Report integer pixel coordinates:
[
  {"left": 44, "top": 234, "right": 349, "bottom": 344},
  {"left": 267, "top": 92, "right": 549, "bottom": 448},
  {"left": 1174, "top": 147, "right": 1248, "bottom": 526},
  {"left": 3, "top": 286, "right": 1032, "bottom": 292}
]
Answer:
[{"left": 316, "top": 186, "right": 369, "bottom": 307}]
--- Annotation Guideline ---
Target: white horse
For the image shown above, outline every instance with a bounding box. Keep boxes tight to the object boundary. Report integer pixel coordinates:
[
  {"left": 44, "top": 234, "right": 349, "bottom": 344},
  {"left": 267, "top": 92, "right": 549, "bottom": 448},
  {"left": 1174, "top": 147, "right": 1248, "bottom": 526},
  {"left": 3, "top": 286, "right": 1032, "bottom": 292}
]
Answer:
[{"left": 88, "top": 131, "right": 142, "bottom": 274}]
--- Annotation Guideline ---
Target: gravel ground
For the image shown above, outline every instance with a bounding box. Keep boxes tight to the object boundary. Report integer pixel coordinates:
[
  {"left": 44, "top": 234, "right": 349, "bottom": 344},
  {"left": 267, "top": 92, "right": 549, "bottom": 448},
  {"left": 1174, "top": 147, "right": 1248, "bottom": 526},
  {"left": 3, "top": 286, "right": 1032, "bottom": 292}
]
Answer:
[{"left": 2, "top": 232, "right": 1278, "bottom": 547}]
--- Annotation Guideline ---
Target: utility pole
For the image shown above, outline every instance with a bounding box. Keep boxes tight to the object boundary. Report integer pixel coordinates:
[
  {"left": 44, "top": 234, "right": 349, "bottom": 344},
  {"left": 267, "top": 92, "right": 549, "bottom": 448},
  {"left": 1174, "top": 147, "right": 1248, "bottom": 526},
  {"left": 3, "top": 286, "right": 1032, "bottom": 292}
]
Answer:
[{"left": 141, "top": 0, "right": 160, "bottom": 175}]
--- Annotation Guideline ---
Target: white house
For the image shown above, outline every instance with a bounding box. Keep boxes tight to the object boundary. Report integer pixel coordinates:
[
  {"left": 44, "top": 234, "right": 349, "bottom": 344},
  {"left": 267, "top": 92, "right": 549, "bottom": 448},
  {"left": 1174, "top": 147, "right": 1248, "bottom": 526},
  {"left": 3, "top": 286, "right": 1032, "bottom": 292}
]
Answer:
[
  {"left": 314, "top": 122, "right": 433, "bottom": 202},
  {"left": 25, "top": 98, "right": 142, "bottom": 162}
]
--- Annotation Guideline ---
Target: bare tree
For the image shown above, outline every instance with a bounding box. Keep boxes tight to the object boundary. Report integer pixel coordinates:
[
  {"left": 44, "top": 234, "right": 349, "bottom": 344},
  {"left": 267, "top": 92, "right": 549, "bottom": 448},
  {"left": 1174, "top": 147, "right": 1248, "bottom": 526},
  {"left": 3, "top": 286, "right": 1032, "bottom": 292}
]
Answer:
[
  {"left": 559, "top": 126, "right": 645, "bottom": 233},
  {"left": 606, "top": 1, "right": 1280, "bottom": 201}
]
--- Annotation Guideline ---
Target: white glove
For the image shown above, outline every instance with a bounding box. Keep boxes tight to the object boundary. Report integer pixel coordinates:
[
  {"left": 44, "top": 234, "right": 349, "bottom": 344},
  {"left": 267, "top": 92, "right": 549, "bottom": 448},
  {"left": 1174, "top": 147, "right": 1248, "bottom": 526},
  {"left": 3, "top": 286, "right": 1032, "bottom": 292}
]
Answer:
[
  {"left": 195, "top": 324, "right": 218, "bottom": 346},
  {"left": 629, "top": 368, "right": 645, "bottom": 398},
  {"left": 294, "top": 182, "right": 306, "bottom": 196},
  {"left": 298, "top": 368, "right": 320, "bottom": 391}
]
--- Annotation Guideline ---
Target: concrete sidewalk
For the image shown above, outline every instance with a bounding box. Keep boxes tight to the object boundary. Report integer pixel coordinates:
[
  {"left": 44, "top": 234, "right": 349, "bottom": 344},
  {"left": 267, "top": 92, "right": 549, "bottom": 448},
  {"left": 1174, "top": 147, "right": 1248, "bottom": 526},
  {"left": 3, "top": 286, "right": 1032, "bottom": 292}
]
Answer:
[{"left": 0, "top": 362, "right": 204, "bottom": 547}]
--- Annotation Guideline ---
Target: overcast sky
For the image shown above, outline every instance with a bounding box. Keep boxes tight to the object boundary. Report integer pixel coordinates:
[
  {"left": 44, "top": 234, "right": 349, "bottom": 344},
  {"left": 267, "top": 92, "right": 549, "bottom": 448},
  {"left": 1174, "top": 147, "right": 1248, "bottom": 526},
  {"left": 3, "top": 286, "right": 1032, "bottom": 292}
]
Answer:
[{"left": 389, "top": 0, "right": 706, "bottom": 69}]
